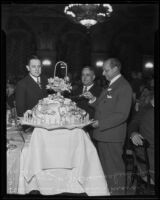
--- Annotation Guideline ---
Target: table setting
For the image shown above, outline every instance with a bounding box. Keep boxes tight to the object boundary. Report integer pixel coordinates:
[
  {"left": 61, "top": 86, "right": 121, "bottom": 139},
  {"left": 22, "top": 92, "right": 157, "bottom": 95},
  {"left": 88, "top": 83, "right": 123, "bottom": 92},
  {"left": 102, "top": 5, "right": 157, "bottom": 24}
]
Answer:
[
  {"left": 7, "top": 61, "right": 110, "bottom": 196},
  {"left": 6, "top": 107, "right": 33, "bottom": 194},
  {"left": 18, "top": 127, "right": 110, "bottom": 196},
  {"left": 6, "top": 116, "right": 25, "bottom": 194}
]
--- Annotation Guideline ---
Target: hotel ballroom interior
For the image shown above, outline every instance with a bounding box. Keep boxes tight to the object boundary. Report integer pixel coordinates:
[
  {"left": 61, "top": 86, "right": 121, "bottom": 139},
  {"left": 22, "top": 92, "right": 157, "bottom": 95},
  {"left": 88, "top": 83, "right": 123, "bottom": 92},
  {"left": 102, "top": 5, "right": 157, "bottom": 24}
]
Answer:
[{"left": 2, "top": 3, "right": 159, "bottom": 197}]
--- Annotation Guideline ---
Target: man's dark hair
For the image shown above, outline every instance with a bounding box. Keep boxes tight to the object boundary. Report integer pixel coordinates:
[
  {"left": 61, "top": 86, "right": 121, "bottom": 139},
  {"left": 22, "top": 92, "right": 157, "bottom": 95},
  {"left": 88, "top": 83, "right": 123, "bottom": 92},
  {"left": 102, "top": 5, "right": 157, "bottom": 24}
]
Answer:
[
  {"left": 26, "top": 55, "right": 41, "bottom": 65},
  {"left": 82, "top": 66, "right": 95, "bottom": 75},
  {"left": 107, "top": 58, "right": 121, "bottom": 71}
]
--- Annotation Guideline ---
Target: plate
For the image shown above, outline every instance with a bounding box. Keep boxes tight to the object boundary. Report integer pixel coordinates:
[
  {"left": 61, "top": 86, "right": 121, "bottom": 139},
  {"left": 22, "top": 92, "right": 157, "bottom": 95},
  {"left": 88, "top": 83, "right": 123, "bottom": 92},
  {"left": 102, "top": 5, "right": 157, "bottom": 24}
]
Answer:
[
  {"left": 7, "top": 124, "right": 12, "bottom": 129},
  {"left": 19, "top": 118, "right": 94, "bottom": 130},
  {"left": 7, "top": 144, "right": 17, "bottom": 150},
  {"left": 7, "top": 125, "right": 21, "bottom": 131}
]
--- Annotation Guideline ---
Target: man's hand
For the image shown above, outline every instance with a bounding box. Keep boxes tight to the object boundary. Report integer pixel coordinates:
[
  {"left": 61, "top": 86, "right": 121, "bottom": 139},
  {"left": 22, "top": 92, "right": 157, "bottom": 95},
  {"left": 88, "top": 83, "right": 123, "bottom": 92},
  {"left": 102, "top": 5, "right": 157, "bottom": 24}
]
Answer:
[
  {"left": 131, "top": 132, "right": 144, "bottom": 146},
  {"left": 82, "top": 91, "right": 96, "bottom": 104},
  {"left": 92, "top": 120, "right": 99, "bottom": 128},
  {"left": 82, "top": 91, "right": 94, "bottom": 99}
]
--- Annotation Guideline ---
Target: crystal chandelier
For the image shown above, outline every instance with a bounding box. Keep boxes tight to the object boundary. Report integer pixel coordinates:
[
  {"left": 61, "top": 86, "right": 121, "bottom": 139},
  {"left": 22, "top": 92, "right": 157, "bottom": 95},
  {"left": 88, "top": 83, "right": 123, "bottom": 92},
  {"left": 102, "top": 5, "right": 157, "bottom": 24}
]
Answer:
[{"left": 64, "top": 4, "right": 113, "bottom": 29}]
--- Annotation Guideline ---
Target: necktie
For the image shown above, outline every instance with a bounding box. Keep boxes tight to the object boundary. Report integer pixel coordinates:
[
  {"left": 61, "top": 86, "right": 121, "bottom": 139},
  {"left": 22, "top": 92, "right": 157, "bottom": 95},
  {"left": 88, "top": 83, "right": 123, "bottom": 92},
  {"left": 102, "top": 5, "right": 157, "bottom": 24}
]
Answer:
[
  {"left": 83, "top": 86, "right": 88, "bottom": 93},
  {"left": 37, "top": 77, "right": 41, "bottom": 89}
]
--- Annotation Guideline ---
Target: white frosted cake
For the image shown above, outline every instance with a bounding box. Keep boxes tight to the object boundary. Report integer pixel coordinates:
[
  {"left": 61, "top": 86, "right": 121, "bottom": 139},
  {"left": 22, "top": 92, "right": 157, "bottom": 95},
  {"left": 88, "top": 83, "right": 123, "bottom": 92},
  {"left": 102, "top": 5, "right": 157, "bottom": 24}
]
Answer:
[{"left": 23, "top": 93, "right": 89, "bottom": 126}]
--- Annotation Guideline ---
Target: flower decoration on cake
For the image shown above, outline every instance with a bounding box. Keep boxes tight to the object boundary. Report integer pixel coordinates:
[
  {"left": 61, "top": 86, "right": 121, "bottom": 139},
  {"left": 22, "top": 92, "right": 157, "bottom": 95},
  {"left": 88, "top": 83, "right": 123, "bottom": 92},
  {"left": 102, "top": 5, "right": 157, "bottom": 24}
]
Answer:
[
  {"left": 46, "top": 76, "right": 72, "bottom": 92},
  {"left": 46, "top": 61, "right": 72, "bottom": 93},
  {"left": 21, "top": 93, "right": 90, "bottom": 127}
]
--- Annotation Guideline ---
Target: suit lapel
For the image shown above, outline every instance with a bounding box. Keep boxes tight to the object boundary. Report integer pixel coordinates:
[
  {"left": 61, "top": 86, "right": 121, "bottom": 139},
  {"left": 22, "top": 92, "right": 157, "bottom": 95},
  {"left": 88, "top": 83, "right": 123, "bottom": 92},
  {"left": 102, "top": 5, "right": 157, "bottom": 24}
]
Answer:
[
  {"left": 40, "top": 75, "right": 46, "bottom": 90},
  {"left": 79, "top": 85, "right": 83, "bottom": 94},
  {"left": 27, "top": 75, "right": 42, "bottom": 91},
  {"left": 109, "top": 76, "right": 123, "bottom": 89},
  {"left": 98, "top": 88, "right": 107, "bottom": 103},
  {"left": 97, "top": 76, "right": 124, "bottom": 103},
  {"left": 88, "top": 84, "right": 94, "bottom": 93}
]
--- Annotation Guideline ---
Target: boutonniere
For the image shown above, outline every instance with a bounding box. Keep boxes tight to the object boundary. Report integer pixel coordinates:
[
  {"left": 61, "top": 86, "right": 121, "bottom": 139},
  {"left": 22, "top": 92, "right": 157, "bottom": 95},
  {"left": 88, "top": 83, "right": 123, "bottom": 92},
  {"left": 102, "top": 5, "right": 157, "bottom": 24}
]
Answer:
[{"left": 106, "top": 88, "right": 112, "bottom": 98}]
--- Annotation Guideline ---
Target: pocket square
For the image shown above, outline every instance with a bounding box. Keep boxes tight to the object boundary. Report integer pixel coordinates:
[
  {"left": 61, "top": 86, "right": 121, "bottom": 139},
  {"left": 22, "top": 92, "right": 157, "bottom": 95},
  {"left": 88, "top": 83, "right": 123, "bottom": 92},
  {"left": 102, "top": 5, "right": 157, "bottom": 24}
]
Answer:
[
  {"left": 107, "top": 95, "right": 112, "bottom": 98},
  {"left": 106, "top": 88, "right": 112, "bottom": 98}
]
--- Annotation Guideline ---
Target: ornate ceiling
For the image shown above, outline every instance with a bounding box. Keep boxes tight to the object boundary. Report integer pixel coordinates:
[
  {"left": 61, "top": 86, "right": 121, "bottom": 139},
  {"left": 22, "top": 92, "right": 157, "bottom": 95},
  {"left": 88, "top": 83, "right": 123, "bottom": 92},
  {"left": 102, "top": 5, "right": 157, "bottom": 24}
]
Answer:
[
  {"left": 2, "top": 3, "right": 159, "bottom": 76},
  {"left": 2, "top": 4, "right": 158, "bottom": 30}
]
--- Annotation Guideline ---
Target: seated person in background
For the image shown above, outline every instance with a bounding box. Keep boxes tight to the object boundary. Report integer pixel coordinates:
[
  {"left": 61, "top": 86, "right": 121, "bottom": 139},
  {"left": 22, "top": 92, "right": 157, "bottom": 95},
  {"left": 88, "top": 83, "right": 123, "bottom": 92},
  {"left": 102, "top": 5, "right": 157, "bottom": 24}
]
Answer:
[
  {"left": 135, "top": 77, "right": 154, "bottom": 112},
  {"left": 130, "top": 71, "right": 144, "bottom": 103},
  {"left": 71, "top": 72, "right": 81, "bottom": 92},
  {"left": 71, "top": 66, "right": 102, "bottom": 141},
  {"left": 128, "top": 91, "right": 154, "bottom": 186},
  {"left": 15, "top": 55, "right": 48, "bottom": 117},
  {"left": 6, "top": 83, "right": 17, "bottom": 122},
  {"left": 7, "top": 83, "right": 16, "bottom": 109}
]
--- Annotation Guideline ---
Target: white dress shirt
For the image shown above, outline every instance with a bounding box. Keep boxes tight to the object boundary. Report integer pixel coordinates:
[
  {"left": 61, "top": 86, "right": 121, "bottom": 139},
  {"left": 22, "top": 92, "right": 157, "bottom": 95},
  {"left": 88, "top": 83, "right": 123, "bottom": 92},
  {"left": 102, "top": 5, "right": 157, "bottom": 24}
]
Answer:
[
  {"left": 83, "top": 84, "right": 94, "bottom": 93},
  {"left": 89, "top": 75, "right": 121, "bottom": 104},
  {"left": 109, "top": 74, "right": 121, "bottom": 87},
  {"left": 29, "top": 74, "right": 40, "bottom": 84}
]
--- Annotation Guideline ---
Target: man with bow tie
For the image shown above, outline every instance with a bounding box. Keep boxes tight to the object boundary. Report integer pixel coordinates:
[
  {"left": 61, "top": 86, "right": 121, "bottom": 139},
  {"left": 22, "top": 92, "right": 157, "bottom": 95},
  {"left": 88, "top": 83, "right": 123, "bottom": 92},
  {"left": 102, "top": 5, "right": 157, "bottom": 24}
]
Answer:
[
  {"left": 15, "top": 55, "right": 48, "bottom": 117},
  {"left": 83, "top": 58, "right": 133, "bottom": 195}
]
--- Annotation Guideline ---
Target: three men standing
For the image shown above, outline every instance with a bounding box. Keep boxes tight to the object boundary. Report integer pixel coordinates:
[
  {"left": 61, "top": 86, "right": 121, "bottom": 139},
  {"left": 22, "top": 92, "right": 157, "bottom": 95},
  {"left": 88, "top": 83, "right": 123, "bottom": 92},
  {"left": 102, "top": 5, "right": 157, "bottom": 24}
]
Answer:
[{"left": 15, "top": 56, "right": 133, "bottom": 195}]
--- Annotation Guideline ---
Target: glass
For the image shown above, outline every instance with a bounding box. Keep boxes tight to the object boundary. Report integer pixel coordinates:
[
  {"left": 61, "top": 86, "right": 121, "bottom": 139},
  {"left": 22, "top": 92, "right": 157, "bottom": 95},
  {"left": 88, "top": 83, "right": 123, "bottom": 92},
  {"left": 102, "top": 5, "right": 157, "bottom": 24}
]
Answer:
[
  {"left": 6, "top": 107, "right": 20, "bottom": 150},
  {"left": 7, "top": 139, "right": 17, "bottom": 150},
  {"left": 6, "top": 109, "right": 11, "bottom": 125}
]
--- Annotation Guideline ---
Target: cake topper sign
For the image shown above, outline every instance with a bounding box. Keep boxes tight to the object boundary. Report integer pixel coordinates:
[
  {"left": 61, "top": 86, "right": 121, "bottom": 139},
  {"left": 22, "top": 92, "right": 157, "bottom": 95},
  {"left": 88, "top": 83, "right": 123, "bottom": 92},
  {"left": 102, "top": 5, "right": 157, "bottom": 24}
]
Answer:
[
  {"left": 54, "top": 61, "right": 68, "bottom": 78},
  {"left": 46, "top": 61, "right": 72, "bottom": 93}
]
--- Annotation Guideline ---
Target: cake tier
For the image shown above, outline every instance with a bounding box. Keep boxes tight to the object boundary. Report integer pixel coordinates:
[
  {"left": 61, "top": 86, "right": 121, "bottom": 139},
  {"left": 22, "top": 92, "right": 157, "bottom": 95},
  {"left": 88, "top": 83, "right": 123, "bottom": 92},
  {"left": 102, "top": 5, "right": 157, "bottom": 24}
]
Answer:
[{"left": 24, "top": 94, "right": 89, "bottom": 126}]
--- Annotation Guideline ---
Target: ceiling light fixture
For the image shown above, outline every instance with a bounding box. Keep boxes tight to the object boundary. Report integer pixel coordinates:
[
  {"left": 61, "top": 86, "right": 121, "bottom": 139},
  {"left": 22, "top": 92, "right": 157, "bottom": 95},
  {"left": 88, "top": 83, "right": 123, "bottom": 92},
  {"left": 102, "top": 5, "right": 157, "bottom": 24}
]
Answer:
[{"left": 64, "top": 4, "right": 113, "bottom": 29}]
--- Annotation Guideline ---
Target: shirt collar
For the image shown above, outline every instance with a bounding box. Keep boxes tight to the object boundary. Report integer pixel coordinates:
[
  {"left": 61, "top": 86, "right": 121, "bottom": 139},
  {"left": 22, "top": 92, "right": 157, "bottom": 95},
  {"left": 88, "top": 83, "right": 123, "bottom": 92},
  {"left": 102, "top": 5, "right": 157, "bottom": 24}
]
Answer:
[
  {"left": 29, "top": 74, "right": 40, "bottom": 83},
  {"left": 83, "top": 83, "right": 94, "bottom": 91},
  {"left": 109, "top": 74, "right": 121, "bottom": 86}
]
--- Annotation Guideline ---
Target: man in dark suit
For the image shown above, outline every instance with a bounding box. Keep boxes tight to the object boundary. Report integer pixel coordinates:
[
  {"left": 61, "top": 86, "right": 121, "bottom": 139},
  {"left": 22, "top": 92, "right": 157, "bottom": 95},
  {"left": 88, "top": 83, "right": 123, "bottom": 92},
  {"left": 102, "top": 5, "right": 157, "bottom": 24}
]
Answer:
[
  {"left": 128, "top": 91, "right": 154, "bottom": 185},
  {"left": 15, "top": 55, "right": 48, "bottom": 117},
  {"left": 83, "top": 58, "right": 133, "bottom": 195},
  {"left": 72, "top": 66, "right": 102, "bottom": 119},
  {"left": 71, "top": 67, "right": 102, "bottom": 141}
]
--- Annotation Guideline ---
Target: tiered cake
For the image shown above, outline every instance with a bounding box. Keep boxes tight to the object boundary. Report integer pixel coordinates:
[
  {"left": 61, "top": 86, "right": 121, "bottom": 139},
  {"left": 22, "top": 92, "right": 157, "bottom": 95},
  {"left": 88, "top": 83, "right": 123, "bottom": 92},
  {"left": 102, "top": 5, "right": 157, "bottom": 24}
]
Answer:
[
  {"left": 21, "top": 61, "right": 90, "bottom": 128},
  {"left": 23, "top": 93, "right": 89, "bottom": 126}
]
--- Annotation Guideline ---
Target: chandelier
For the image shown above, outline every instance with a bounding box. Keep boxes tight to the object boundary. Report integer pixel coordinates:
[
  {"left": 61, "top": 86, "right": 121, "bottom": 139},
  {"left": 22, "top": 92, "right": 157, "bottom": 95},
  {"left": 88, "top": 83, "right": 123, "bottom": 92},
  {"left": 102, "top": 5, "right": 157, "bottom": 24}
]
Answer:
[{"left": 64, "top": 4, "right": 113, "bottom": 29}]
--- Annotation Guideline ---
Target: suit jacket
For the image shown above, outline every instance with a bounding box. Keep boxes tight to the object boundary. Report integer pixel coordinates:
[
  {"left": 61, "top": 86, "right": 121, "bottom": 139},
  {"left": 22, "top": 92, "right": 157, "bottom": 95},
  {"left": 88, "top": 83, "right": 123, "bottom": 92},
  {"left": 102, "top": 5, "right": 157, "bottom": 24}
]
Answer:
[
  {"left": 15, "top": 74, "right": 48, "bottom": 117},
  {"left": 72, "top": 83, "right": 102, "bottom": 119},
  {"left": 127, "top": 103, "right": 154, "bottom": 147},
  {"left": 127, "top": 103, "right": 154, "bottom": 182},
  {"left": 92, "top": 76, "right": 133, "bottom": 142}
]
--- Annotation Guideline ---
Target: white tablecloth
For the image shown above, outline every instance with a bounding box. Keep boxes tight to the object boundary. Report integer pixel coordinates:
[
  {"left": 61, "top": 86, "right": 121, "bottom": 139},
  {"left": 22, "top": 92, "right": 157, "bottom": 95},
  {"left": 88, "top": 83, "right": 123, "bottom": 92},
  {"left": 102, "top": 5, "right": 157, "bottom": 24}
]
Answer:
[
  {"left": 18, "top": 128, "right": 110, "bottom": 196},
  {"left": 7, "top": 127, "right": 25, "bottom": 194}
]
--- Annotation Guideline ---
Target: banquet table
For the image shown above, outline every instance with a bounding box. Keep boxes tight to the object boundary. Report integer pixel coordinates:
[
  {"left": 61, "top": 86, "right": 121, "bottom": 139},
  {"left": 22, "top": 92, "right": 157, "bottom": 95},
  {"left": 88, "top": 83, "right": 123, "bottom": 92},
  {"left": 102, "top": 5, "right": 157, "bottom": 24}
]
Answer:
[
  {"left": 7, "top": 126, "right": 29, "bottom": 194},
  {"left": 17, "top": 127, "right": 110, "bottom": 196}
]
